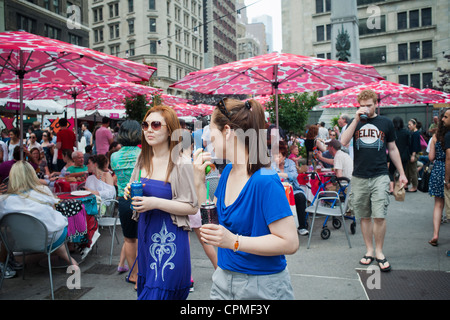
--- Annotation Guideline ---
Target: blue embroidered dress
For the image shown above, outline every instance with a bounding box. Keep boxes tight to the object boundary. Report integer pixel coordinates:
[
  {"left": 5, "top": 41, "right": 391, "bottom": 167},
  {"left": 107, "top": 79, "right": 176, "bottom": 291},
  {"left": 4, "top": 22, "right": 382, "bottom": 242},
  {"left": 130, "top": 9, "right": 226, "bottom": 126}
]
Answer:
[
  {"left": 428, "top": 141, "right": 446, "bottom": 198},
  {"left": 136, "top": 178, "right": 191, "bottom": 300}
]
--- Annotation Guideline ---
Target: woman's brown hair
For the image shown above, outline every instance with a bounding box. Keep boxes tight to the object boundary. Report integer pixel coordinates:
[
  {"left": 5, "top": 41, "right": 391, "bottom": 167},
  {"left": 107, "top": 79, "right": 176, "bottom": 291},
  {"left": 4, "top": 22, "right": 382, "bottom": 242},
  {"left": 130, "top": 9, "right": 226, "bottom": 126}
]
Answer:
[
  {"left": 212, "top": 98, "right": 269, "bottom": 176},
  {"left": 138, "top": 104, "right": 181, "bottom": 183},
  {"left": 306, "top": 125, "right": 318, "bottom": 140},
  {"left": 436, "top": 109, "right": 450, "bottom": 145}
]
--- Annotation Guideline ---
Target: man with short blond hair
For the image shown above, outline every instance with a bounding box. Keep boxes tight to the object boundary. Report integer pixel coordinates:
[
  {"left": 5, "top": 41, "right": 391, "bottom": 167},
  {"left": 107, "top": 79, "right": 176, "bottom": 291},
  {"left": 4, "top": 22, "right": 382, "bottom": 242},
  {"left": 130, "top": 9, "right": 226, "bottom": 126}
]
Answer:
[{"left": 341, "top": 89, "right": 408, "bottom": 272}]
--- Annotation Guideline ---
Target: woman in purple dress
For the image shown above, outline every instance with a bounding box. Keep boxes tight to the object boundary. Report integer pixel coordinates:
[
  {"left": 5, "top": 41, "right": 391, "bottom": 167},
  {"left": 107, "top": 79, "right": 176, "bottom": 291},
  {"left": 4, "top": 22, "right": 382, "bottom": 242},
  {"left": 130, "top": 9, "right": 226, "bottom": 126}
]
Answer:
[{"left": 125, "top": 105, "right": 198, "bottom": 300}]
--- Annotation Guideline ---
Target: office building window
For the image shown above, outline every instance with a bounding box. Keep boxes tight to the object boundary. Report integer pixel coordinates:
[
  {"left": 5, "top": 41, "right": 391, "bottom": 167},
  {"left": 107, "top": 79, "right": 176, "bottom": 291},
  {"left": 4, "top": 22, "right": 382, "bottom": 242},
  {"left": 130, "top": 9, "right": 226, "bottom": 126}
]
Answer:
[
  {"left": 17, "top": 14, "right": 36, "bottom": 33},
  {"left": 315, "top": 0, "right": 331, "bottom": 13},
  {"left": 110, "top": 44, "right": 120, "bottom": 57},
  {"left": 128, "top": 0, "right": 133, "bottom": 12},
  {"left": 316, "top": 26, "right": 324, "bottom": 42},
  {"left": 360, "top": 46, "right": 386, "bottom": 65},
  {"left": 150, "top": 40, "right": 157, "bottom": 54},
  {"left": 422, "top": 8, "right": 432, "bottom": 26},
  {"left": 398, "top": 12, "right": 407, "bottom": 30},
  {"left": 422, "top": 73, "right": 433, "bottom": 88},
  {"left": 410, "top": 74, "right": 421, "bottom": 88},
  {"left": 128, "top": 19, "right": 134, "bottom": 34},
  {"left": 109, "top": 3, "right": 119, "bottom": 18},
  {"left": 93, "top": 7, "right": 103, "bottom": 22},
  {"left": 149, "top": 18, "right": 157, "bottom": 32},
  {"left": 422, "top": 40, "right": 432, "bottom": 59},
  {"left": 398, "top": 43, "right": 408, "bottom": 61},
  {"left": 149, "top": 0, "right": 156, "bottom": 10},
  {"left": 359, "top": 16, "right": 386, "bottom": 35},
  {"left": 409, "top": 10, "right": 419, "bottom": 28},
  {"left": 128, "top": 42, "right": 135, "bottom": 56},
  {"left": 398, "top": 75, "right": 408, "bottom": 86},
  {"left": 94, "top": 28, "right": 104, "bottom": 43},
  {"left": 44, "top": 24, "right": 61, "bottom": 40},
  {"left": 109, "top": 24, "right": 120, "bottom": 39},
  {"left": 398, "top": 8, "right": 432, "bottom": 30},
  {"left": 410, "top": 42, "right": 420, "bottom": 60},
  {"left": 68, "top": 33, "right": 81, "bottom": 45}
]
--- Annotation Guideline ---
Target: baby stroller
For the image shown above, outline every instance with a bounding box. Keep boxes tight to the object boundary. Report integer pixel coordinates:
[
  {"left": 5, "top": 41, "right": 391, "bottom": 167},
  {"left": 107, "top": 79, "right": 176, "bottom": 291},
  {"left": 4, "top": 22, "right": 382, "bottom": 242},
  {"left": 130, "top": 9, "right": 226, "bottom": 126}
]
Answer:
[{"left": 304, "top": 171, "right": 356, "bottom": 243}]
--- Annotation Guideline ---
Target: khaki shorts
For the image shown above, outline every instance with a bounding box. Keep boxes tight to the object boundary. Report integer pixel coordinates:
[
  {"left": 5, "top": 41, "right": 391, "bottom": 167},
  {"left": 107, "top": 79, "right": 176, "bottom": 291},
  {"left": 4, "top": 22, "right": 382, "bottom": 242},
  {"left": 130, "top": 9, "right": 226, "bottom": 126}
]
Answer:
[
  {"left": 210, "top": 267, "right": 294, "bottom": 300},
  {"left": 350, "top": 175, "right": 390, "bottom": 219}
]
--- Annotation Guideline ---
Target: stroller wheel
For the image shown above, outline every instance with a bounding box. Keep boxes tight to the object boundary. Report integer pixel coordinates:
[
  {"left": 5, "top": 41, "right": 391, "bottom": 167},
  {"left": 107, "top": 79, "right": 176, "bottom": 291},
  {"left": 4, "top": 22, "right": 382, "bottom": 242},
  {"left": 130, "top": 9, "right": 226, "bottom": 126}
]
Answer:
[
  {"left": 332, "top": 217, "right": 342, "bottom": 229},
  {"left": 350, "top": 222, "right": 356, "bottom": 234},
  {"left": 321, "top": 228, "right": 331, "bottom": 240}
]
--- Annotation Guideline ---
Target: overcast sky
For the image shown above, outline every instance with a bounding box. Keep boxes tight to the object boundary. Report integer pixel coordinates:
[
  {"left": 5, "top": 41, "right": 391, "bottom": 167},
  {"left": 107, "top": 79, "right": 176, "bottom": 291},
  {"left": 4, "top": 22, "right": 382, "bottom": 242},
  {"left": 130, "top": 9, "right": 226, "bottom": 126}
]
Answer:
[{"left": 244, "top": 0, "right": 282, "bottom": 52}]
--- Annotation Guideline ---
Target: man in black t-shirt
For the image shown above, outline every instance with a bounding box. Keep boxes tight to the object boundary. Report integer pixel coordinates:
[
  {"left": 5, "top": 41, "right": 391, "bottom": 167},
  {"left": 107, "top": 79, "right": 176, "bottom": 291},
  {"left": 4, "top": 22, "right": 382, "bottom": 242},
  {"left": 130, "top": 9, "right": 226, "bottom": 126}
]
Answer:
[{"left": 341, "top": 90, "right": 408, "bottom": 272}]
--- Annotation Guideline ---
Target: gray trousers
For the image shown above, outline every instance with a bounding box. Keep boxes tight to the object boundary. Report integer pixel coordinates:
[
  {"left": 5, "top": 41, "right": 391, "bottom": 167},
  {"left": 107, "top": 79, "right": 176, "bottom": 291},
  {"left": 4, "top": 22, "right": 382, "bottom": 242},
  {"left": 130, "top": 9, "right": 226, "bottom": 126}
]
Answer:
[{"left": 210, "top": 267, "right": 295, "bottom": 300}]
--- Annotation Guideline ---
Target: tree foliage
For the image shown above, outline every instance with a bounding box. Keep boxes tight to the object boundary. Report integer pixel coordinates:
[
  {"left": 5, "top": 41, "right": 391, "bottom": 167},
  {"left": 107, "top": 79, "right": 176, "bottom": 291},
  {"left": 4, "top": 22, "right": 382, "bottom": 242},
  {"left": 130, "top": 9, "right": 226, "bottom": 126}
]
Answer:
[
  {"left": 265, "top": 92, "right": 319, "bottom": 135},
  {"left": 435, "top": 54, "right": 450, "bottom": 93},
  {"left": 124, "top": 94, "right": 151, "bottom": 122}
]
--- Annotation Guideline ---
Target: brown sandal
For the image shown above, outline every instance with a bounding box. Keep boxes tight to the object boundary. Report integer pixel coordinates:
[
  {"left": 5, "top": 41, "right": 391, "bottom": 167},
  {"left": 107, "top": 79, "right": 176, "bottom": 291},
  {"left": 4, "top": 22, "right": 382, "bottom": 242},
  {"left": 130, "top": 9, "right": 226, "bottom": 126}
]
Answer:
[{"left": 428, "top": 239, "right": 438, "bottom": 247}]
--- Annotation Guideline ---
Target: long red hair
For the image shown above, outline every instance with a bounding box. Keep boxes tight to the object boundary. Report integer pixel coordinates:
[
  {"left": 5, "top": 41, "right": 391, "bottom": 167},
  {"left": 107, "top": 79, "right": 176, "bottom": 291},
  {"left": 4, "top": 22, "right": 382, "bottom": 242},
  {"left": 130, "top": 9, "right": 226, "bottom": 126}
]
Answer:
[{"left": 138, "top": 105, "right": 181, "bottom": 183}]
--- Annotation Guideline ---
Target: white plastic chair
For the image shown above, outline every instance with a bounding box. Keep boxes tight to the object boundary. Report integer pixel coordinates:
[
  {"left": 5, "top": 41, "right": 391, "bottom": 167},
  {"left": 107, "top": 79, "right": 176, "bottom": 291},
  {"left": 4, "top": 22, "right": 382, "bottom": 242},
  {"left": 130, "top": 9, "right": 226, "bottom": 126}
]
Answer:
[
  {"left": 0, "top": 212, "right": 72, "bottom": 300},
  {"left": 96, "top": 199, "right": 120, "bottom": 265},
  {"left": 305, "top": 182, "right": 352, "bottom": 249}
]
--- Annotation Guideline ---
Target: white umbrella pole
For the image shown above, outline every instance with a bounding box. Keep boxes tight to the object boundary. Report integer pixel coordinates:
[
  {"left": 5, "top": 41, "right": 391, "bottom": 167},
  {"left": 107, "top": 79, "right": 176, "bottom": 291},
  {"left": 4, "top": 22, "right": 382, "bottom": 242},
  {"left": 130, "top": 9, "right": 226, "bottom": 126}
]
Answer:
[
  {"left": 74, "top": 97, "right": 79, "bottom": 149},
  {"left": 19, "top": 51, "right": 24, "bottom": 160}
]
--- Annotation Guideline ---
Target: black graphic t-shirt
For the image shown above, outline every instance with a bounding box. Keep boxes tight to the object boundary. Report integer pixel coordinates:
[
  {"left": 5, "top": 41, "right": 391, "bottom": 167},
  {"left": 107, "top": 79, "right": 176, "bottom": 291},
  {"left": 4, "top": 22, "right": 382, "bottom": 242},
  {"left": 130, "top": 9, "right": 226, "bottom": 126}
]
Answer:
[{"left": 350, "top": 115, "right": 396, "bottom": 178}]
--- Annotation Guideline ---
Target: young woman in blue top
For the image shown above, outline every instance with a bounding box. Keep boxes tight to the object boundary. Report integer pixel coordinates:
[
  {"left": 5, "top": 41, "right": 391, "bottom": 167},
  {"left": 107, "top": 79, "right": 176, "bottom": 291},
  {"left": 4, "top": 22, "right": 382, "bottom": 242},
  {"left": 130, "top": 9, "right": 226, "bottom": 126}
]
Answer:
[{"left": 193, "top": 98, "right": 299, "bottom": 300}]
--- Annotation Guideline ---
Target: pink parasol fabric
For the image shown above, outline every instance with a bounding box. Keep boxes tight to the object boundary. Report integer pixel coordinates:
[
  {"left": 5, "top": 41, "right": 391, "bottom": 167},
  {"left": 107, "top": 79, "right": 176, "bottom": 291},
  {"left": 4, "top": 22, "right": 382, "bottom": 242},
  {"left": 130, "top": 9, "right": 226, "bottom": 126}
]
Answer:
[
  {"left": 0, "top": 82, "right": 160, "bottom": 101},
  {"left": 172, "top": 103, "right": 214, "bottom": 117},
  {"left": 0, "top": 31, "right": 155, "bottom": 85},
  {"left": 319, "top": 80, "right": 450, "bottom": 108},
  {"left": 171, "top": 53, "right": 383, "bottom": 95},
  {"left": 0, "top": 31, "right": 156, "bottom": 158},
  {"left": 170, "top": 52, "right": 384, "bottom": 127}
]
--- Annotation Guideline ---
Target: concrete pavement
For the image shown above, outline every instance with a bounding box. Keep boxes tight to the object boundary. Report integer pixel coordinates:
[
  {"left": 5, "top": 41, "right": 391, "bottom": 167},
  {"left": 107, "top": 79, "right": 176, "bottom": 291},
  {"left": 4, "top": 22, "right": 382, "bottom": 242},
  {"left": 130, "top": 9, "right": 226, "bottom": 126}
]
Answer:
[{"left": 0, "top": 189, "right": 449, "bottom": 300}]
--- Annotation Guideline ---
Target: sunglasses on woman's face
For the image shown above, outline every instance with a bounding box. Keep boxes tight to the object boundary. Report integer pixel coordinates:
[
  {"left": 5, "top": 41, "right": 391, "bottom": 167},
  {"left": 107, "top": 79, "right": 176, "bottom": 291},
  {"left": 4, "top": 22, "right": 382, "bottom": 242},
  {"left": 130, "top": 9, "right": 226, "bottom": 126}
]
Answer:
[{"left": 141, "top": 121, "right": 167, "bottom": 131}]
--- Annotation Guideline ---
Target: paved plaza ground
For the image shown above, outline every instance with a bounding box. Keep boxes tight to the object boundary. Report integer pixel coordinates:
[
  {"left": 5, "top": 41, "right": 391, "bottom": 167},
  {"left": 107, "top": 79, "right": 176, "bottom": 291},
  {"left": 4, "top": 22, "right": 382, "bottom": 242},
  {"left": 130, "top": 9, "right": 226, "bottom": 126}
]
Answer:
[{"left": 0, "top": 189, "right": 449, "bottom": 303}]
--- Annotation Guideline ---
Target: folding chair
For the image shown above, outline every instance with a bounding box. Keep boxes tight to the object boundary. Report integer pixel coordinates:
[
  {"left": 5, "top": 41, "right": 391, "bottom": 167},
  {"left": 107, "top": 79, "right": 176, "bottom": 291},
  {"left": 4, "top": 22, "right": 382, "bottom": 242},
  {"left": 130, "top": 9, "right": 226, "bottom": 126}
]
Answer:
[
  {"left": 305, "top": 181, "right": 352, "bottom": 249},
  {"left": 96, "top": 199, "right": 120, "bottom": 265},
  {"left": 0, "top": 212, "right": 72, "bottom": 300}
]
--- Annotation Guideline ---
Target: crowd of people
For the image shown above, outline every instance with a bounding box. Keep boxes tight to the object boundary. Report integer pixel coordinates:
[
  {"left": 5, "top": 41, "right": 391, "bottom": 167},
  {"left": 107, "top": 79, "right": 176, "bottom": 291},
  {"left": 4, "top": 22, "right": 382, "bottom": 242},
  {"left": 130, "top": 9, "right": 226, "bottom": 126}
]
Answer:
[{"left": 0, "top": 89, "right": 449, "bottom": 299}]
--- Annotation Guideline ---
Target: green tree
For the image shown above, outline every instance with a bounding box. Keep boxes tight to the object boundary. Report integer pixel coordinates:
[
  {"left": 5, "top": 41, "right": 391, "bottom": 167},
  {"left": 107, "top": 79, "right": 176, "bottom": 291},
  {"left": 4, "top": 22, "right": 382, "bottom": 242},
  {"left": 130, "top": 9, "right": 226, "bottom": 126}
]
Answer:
[
  {"left": 124, "top": 94, "right": 151, "bottom": 121},
  {"left": 265, "top": 92, "right": 319, "bottom": 135}
]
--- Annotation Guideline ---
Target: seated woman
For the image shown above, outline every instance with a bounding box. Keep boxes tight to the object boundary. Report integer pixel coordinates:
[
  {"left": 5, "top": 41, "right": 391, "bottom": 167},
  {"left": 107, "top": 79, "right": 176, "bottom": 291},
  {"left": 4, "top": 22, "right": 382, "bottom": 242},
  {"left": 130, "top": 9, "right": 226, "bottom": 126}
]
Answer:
[
  {"left": 85, "top": 155, "right": 116, "bottom": 201},
  {"left": 272, "top": 141, "right": 309, "bottom": 236},
  {"left": 51, "top": 149, "right": 74, "bottom": 178},
  {"left": 0, "top": 161, "right": 77, "bottom": 266}
]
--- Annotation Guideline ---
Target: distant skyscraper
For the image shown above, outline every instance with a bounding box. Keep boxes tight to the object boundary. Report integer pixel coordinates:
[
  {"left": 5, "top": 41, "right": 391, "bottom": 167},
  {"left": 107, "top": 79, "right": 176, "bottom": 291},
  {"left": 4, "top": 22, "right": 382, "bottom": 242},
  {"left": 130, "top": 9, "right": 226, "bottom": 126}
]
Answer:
[{"left": 252, "top": 14, "right": 273, "bottom": 53}]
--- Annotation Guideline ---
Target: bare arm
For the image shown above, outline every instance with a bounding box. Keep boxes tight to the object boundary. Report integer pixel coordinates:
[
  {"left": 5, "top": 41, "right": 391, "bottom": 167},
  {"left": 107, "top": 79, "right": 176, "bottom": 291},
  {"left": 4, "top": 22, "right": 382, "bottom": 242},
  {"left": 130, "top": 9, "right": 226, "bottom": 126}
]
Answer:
[
  {"left": 445, "top": 149, "right": 450, "bottom": 189},
  {"left": 200, "top": 216, "right": 299, "bottom": 256},
  {"left": 428, "top": 135, "right": 436, "bottom": 162}
]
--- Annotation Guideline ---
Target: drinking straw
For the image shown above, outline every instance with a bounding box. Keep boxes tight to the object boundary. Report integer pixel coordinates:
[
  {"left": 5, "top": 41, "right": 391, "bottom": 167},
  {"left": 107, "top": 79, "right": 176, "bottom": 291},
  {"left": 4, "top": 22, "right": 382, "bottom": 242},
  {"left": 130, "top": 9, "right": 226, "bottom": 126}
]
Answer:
[
  {"left": 138, "top": 170, "right": 141, "bottom": 182},
  {"left": 206, "top": 180, "right": 210, "bottom": 204}
]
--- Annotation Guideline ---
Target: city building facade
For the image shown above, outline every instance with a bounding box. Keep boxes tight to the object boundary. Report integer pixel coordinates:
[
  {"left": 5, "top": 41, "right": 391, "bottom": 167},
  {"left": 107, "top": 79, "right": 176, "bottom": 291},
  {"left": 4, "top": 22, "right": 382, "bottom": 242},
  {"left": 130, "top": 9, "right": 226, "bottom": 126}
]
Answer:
[
  {"left": 203, "top": 0, "right": 237, "bottom": 68},
  {"left": 89, "top": 0, "right": 205, "bottom": 95},
  {"left": 1, "top": 0, "right": 90, "bottom": 47},
  {"left": 282, "top": 0, "right": 450, "bottom": 89}
]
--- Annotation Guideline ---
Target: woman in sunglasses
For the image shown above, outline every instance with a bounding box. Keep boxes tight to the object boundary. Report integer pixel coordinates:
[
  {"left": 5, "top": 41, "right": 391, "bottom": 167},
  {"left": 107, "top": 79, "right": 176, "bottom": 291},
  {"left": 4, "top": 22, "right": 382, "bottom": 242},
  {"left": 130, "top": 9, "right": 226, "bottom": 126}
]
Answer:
[
  {"left": 193, "top": 98, "right": 299, "bottom": 300},
  {"left": 125, "top": 105, "right": 198, "bottom": 300}
]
